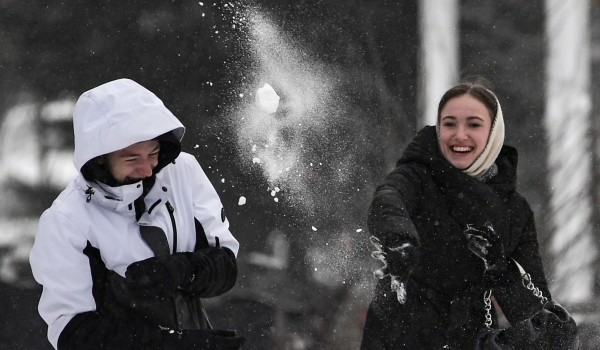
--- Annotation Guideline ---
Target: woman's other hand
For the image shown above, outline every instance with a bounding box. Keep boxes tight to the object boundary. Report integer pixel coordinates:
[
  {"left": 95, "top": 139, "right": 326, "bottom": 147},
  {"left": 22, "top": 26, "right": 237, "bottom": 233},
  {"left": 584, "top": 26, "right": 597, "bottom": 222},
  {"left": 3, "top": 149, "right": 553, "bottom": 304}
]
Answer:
[{"left": 370, "top": 236, "right": 419, "bottom": 304}]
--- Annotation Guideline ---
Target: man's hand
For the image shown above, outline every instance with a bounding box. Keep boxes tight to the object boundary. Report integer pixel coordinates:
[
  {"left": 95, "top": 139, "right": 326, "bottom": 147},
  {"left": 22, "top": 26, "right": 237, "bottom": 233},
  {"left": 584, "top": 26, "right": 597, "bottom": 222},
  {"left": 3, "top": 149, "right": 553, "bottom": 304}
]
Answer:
[
  {"left": 370, "top": 236, "right": 419, "bottom": 304},
  {"left": 125, "top": 253, "right": 193, "bottom": 298}
]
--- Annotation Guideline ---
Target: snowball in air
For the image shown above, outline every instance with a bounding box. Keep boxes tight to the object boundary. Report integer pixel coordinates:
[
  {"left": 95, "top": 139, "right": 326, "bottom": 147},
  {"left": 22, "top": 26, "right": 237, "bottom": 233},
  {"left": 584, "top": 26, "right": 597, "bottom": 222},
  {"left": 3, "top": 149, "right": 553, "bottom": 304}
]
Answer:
[
  {"left": 238, "top": 196, "right": 246, "bottom": 205},
  {"left": 255, "top": 83, "right": 280, "bottom": 114}
]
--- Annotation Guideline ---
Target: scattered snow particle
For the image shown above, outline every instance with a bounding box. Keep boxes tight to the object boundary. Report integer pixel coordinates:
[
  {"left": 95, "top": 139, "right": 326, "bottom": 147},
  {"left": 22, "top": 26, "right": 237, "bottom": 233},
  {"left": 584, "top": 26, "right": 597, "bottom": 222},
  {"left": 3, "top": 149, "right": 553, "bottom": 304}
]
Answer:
[
  {"left": 238, "top": 196, "right": 246, "bottom": 205},
  {"left": 274, "top": 187, "right": 280, "bottom": 192},
  {"left": 239, "top": 93, "right": 244, "bottom": 98},
  {"left": 194, "top": 144, "right": 199, "bottom": 149},
  {"left": 252, "top": 157, "right": 261, "bottom": 164},
  {"left": 311, "top": 226, "right": 317, "bottom": 231},
  {"left": 252, "top": 145, "right": 257, "bottom": 152},
  {"left": 274, "top": 197, "right": 279, "bottom": 202},
  {"left": 199, "top": 2, "right": 203, "bottom": 5},
  {"left": 356, "top": 229, "right": 363, "bottom": 233},
  {"left": 221, "top": 178, "right": 225, "bottom": 183},
  {"left": 270, "top": 190, "right": 276, "bottom": 196}
]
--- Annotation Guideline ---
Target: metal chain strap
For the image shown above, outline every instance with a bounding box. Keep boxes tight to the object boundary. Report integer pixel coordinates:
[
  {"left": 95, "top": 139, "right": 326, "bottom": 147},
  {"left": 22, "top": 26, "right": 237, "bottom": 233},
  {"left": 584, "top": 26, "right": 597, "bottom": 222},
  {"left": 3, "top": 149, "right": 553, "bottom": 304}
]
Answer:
[
  {"left": 483, "top": 261, "right": 549, "bottom": 328},
  {"left": 522, "top": 272, "right": 548, "bottom": 304},
  {"left": 483, "top": 289, "right": 493, "bottom": 328}
]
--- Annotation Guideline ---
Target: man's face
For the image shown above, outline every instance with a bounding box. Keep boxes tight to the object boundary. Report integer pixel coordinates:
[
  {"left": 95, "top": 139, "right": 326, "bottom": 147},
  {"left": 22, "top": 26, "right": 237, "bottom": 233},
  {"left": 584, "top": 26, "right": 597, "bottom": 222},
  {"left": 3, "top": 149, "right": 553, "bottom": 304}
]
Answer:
[{"left": 102, "top": 140, "right": 160, "bottom": 185}]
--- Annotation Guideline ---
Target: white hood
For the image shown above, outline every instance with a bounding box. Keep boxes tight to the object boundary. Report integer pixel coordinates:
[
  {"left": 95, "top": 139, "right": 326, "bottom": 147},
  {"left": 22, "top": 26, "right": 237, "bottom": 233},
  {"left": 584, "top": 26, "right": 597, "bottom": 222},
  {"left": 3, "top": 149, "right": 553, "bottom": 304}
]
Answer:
[{"left": 72, "top": 78, "right": 185, "bottom": 172}]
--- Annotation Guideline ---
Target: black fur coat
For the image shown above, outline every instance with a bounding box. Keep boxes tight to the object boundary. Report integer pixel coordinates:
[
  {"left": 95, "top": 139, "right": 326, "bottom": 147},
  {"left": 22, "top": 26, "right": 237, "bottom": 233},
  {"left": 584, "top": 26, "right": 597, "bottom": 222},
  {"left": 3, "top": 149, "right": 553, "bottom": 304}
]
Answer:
[{"left": 361, "top": 126, "right": 550, "bottom": 349}]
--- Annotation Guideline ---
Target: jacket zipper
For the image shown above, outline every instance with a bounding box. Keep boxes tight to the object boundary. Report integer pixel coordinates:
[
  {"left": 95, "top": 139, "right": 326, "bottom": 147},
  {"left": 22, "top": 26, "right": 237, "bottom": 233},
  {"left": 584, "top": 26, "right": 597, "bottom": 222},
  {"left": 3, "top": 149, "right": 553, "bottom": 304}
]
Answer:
[
  {"left": 165, "top": 200, "right": 186, "bottom": 332},
  {"left": 165, "top": 201, "right": 177, "bottom": 255}
]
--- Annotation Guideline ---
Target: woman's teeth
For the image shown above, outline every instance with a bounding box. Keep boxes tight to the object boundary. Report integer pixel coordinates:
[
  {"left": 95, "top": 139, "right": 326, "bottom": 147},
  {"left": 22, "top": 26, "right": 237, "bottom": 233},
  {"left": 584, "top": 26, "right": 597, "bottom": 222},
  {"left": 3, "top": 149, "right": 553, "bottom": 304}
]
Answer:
[{"left": 452, "top": 146, "right": 472, "bottom": 153}]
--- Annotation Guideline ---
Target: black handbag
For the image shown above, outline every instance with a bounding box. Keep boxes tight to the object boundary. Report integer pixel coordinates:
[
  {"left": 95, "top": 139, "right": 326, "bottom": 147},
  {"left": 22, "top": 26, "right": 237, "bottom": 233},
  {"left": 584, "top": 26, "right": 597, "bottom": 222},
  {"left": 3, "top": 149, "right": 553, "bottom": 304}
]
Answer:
[{"left": 475, "top": 260, "right": 579, "bottom": 350}]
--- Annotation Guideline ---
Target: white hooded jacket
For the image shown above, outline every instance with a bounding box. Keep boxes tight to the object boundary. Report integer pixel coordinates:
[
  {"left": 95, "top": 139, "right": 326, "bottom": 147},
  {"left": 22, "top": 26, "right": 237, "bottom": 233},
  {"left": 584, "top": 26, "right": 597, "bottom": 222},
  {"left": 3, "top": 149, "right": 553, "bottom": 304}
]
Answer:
[{"left": 29, "top": 79, "right": 239, "bottom": 349}]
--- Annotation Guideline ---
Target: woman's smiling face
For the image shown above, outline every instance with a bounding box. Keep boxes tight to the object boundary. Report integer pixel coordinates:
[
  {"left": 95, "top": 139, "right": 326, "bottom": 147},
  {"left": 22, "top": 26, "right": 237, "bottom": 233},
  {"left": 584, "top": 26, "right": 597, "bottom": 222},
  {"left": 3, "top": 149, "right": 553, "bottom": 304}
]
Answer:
[{"left": 438, "top": 93, "right": 492, "bottom": 170}]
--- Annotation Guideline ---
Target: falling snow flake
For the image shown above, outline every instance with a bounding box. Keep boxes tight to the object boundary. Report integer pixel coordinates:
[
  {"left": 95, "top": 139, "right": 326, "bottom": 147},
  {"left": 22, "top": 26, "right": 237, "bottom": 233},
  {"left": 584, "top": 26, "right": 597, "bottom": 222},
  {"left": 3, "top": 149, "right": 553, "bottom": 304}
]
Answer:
[{"left": 238, "top": 196, "right": 246, "bottom": 205}]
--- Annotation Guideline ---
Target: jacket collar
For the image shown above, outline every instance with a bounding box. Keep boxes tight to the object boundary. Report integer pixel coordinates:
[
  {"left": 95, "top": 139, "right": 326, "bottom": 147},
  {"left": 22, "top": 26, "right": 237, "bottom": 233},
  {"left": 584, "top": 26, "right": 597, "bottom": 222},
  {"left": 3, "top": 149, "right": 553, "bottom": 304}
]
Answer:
[{"left": 75, "top": 175, "right": 144, "bottom": 212}]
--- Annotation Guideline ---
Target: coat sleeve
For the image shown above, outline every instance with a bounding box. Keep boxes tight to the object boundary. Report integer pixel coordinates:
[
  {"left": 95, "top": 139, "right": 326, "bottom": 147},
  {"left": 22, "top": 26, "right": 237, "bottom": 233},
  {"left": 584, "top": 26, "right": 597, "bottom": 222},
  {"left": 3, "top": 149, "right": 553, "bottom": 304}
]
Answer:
[
  {"left": 30, "top": 209, "right": 98, "bottom": 349},
  {"left": 183, "top": 153, "right": 239, "bottom": 256},
  {"left": 493, "top": 200, "right": 551, "bottom": 323},
  {"left": 57, "top": 310, "right": 159, "bottom": 350},
  {"left": 182, "top": 153, "right": 238, "bottom": 296},
  {"left": 367, "top": 164, "right": 423, "bottom": 248}
]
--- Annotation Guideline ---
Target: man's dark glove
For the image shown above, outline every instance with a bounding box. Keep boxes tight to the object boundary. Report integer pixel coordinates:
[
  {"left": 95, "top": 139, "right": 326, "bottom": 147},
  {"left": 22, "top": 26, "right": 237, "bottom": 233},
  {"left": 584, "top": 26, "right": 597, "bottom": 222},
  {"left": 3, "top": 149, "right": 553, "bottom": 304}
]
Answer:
[
  {"left": 164, "top": 329, "right": 245, "bottom": 349},
  {"left": 370, "top": 236, "right": 419, "bottom": 304},
  {"left": 125, "top": 253, "right": 194, "bottom": 299},
  {"left": 463, "top": 222, "right": 513, "bottom": 287}
]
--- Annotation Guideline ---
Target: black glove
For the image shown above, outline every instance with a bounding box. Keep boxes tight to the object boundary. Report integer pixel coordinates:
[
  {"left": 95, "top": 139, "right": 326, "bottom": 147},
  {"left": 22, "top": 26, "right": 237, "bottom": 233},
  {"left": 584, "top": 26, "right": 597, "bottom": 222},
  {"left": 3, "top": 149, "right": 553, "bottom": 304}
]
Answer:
[
  {"left": 463, "top": 223, "right": 512, "bottom": 287},
  {"left": 108, "top": 272, "right": 183, "bottom": 329},
  {"left": 125, "top": 253, "right": 194, "bottom": 299},
  {"left": 164, "top": 329, "right": 245, "bottom": 349},
  {"left": 370, "top": 236, "right": 419, "bottom": 304}
]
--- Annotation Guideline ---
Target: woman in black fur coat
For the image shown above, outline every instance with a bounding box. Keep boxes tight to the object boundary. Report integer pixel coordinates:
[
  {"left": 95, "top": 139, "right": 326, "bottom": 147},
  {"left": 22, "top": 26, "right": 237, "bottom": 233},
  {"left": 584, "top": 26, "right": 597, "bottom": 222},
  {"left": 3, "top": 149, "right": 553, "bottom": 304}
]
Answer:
[{"left": 361, "top": 81, "right": 551, "bottom": 349}]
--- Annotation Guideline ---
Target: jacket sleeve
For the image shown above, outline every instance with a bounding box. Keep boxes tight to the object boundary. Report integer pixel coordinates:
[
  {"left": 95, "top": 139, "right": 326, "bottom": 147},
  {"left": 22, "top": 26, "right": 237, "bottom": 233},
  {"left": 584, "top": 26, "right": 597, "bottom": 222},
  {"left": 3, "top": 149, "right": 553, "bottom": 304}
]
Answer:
[
  {"left": 367, "top": 164, "right": 423, "bottom": 248},
  {"left": 181, "top": 153, "right": 238, "bottom": 295},
  {"left": 493, "top": 200, "right": 551, "bottom": 323},
  {"left": 57, "top": 310, "right": 158, "bottom": 350},
  {"left": 30, "top": 210, "right": 99, "bottom": 349},
  {"left": 184, "top": 153, "right": 239, "bottom": 257}
]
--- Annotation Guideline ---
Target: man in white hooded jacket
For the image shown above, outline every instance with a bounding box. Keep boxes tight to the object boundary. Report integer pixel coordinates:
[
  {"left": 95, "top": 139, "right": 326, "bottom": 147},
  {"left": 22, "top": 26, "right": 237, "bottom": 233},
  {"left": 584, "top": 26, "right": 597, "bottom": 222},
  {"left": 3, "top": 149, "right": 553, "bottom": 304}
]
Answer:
[{"left": 29, "top": 78, "right": 244, "bottom": 349}]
